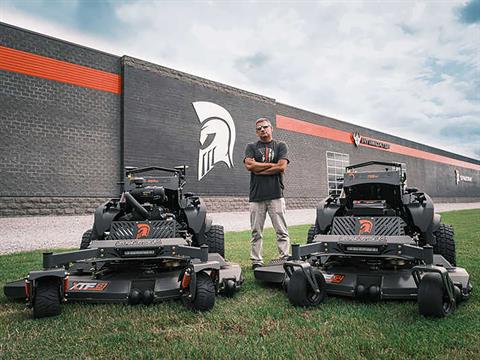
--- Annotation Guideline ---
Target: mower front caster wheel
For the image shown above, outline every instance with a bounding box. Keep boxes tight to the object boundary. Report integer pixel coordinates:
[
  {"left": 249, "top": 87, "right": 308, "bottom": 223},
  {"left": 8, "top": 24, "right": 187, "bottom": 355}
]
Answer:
[
  {"left": 33, "top": 278, "right": 62, "bottom": 319},
  {"left": 287, "top": 269, "right": 327, "bottom": 307},
  {"left": 223, "top": 279, "right": 237, "bottom": 298},
  {"left": 418, "top": 273, "right": 456, "bottom": 318},
  {"left": 182, "top": 271, "right": 215, "bottom": 311}
]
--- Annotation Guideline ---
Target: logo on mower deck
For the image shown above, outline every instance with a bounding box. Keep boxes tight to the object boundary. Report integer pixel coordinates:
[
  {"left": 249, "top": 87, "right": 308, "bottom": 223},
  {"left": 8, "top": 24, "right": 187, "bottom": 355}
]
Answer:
[
  {"left": 115, "top": 239, "right": 163, "bottom": 247},
  {"left": 323, "top": 274, "right": 345, "bottom": 284},
  {"left": 193, "top": 101, "right": 236, "bottom": 181},
  {"left": 136, "top": 223, "right": 151, "bottom": 239},
  {"left": 69, "top": 281, "right": 109, "bottom": 291},
  {"left": 357, "top": 219, "right": 374, "bottom": 235}
]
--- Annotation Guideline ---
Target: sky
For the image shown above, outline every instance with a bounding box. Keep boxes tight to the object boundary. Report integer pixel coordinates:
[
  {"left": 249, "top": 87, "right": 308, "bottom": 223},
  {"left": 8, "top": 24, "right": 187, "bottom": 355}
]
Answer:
[{"left": 1, "top": 0, "right": 479, "bottom": 160}]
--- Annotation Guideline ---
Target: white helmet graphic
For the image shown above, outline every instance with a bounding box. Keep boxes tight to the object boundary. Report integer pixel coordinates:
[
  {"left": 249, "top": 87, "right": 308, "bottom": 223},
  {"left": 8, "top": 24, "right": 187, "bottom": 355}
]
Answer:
[{"left": 193, "top": 101, "right": 236, "bottom": 181}]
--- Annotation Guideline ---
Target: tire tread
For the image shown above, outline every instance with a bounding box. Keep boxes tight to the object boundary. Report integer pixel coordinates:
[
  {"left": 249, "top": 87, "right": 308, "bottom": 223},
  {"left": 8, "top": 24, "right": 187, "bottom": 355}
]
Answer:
[
  {"left": 183, "top": 272, "right": 215, "bottom": 311},
  {"left": 203, "top": 225, "right": 225, "bottom": 257},
  {"left": 433, "top": 224, "right": 456, "bottom": 266},
  {"left": 307, "top": 225, "right": 318, "bottom": 244},
  {"left": 33, "top": 278, "right": 61, "bottom": 318}
]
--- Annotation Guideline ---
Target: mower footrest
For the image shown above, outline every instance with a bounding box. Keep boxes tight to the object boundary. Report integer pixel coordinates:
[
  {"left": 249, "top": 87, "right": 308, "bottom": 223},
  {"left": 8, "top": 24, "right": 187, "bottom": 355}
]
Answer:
[{"left": 254, "top": 263, "right": 285, "bottom": 284}]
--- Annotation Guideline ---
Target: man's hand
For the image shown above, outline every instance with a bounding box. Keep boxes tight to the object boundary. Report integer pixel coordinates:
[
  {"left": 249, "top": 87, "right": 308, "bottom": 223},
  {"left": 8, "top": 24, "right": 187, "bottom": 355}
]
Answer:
[
  {"left": 254, "top": 159, "right": 288, "bottom": 175},
  {"left": 244, "top": 157, "right": 274, "bottom": 173}
]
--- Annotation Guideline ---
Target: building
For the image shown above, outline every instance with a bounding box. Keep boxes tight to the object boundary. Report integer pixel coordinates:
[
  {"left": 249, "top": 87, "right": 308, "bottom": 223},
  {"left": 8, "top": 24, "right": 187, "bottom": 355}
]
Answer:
[{"left": 1, "top": 22, "right": 479, "bottom": 217}]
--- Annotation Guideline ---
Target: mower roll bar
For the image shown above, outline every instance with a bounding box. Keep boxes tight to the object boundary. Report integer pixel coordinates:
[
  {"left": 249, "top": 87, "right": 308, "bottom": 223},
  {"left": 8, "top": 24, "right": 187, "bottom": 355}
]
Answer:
[{"left": 346, "top": 161, "right": 403, "bottom": 171}]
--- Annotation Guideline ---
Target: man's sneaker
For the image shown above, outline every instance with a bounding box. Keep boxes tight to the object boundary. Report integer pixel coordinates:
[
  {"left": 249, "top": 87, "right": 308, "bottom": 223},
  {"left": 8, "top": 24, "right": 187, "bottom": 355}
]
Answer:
[{"left": 252, "top": 263, "right": 263, "bottom": 270}]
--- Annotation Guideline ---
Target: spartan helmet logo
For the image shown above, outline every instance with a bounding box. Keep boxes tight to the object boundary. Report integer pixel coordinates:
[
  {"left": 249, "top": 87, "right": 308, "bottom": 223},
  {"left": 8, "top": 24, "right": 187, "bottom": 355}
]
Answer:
[
  {"left": 135, "top": 223, "right": 150, "bottom": 239},
  {"left": 352, "top": 132, "right": 361, "bottom": 147},
  {"left": 358, "top": 219, "right": 373, "bottom": 234},
  {"left": 193, "top": 101, "right": 236, "bottom": 181}
]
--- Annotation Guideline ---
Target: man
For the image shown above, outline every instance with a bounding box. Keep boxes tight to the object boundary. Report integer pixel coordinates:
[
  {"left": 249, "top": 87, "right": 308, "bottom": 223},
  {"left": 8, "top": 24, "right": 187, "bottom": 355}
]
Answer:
[{"left": 244, "top": 117, "right": 290, "bottom": 269}]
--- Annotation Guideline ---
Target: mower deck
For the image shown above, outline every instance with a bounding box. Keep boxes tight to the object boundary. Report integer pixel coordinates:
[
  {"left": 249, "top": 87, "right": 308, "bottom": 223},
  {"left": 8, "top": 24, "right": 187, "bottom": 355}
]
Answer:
[
  {"left": 254, "top": 257, "right": 470, "bottom": 300},
  {"left": 5, "top": 253, "right": 242, "bottom": 304},
  {"left": 4, "top": 243, "right": 243, "bottom": 318}
]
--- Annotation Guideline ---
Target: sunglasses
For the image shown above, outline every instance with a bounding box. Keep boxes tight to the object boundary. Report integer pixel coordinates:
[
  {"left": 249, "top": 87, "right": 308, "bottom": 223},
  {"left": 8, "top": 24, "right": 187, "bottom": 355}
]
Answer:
[{"left": 256, "top": 125, "right": 270, "bottom": 131}]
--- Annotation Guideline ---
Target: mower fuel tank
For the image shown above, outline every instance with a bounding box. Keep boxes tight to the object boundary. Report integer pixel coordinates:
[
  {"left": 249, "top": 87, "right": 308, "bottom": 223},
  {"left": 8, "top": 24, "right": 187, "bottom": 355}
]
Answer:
[
  {"left": 94, "top": 200, "right": 121, "bottom": 238},
  {"left": 183, "top": 197, "right": 210, "bottom": 237},
  {"left": 316, "top": 197, "right": 341, "bottom": 233},
  {"left": 404, "top": 193, "right": 435, "bottom": 233}
]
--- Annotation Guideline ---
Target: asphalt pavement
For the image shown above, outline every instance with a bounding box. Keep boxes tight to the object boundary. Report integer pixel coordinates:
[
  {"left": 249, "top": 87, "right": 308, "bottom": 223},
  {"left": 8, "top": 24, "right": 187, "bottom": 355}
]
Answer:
[{"left": 0, "top": 202, "right": 478, "bottom": 254}]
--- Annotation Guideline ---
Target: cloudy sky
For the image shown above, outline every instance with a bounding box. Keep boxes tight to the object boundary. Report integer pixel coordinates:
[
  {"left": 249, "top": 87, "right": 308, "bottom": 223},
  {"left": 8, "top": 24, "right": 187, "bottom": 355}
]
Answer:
[{"left": 1, "top": 0, "right": 479, "bottom": 159}]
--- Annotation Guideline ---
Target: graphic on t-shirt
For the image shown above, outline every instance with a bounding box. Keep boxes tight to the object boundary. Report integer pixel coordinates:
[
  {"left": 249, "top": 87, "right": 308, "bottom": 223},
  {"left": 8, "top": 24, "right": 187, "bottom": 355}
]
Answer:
[
  {"left": 193, "top": 102, "right": 236, "bottom": 181},
  {"left": 258, "top": 147, "right": 275, "bottom": 163}
]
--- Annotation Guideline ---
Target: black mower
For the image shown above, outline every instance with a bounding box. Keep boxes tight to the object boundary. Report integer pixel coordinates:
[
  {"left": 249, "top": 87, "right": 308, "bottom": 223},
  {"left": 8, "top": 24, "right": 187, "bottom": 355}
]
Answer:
[
  {"left": 4, "top": 166, "right": 243, "bottom": 318},
  {"left": 255, "top": 161, "right": 472, "bottom": 317}
]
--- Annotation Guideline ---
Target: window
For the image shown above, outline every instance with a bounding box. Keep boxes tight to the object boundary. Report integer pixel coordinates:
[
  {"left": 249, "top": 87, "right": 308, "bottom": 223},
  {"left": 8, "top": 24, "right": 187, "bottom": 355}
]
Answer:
[{"left": 326, "top": 151, "right": 349, "bottom": 196}]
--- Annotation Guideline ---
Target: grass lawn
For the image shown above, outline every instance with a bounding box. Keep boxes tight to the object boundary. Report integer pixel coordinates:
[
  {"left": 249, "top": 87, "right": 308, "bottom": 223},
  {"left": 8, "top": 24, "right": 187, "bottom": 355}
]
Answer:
[{"left": 0, "top": 209, "right": 479, "bottom": 359}]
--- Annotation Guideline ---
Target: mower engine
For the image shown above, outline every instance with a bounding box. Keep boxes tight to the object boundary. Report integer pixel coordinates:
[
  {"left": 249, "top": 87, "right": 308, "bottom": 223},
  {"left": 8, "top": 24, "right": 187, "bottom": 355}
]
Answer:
[
  {"left": 130, "top": 181, "right": 168, "bottom": 205},
  {"left": 120, "top": 177, "right": 173, "bottom": 221}
]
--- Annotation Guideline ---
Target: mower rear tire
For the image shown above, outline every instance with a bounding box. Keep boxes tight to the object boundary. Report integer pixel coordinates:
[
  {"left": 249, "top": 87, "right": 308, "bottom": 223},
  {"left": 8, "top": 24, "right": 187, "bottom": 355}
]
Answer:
[
  {"left": 183, "top": 271, "right": 215, "bottom": 311},
  {"left": 203, "top": 225, "right": 225, "bottom": 258},
  {"left": 80, "top": 229, "right": 97, "bottom": 249},
  {"left": 307, "top": 225, "right": 319, "bottom": 244},
  {"left": 433, "top": 224, "right": 456, "bottom": 266},
  {"left": 33, "top": 278, "right": 62, "bottom": 319},
  {"left": 287, "top": 269, "right": 326, "bottom": 307},
  {"left": 418, "top": 273, "right": 455, "bottom": 318}
]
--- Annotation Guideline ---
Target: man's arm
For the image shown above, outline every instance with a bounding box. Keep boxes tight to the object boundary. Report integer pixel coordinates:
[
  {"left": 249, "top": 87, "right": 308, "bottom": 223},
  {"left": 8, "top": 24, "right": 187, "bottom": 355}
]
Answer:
[
  {"left": 254, "top": 159, "right": 288, "bottom": 175},
  {"left": 244, "top": 144, "right": 273, "bottom": 173},
  {"left": 244, "top": 157, "right": 274, "bottom": 172}
]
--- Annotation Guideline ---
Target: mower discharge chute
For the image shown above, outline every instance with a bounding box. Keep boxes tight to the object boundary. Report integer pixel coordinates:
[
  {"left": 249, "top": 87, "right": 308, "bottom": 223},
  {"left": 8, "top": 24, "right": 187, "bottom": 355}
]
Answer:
[
  {"left": 255, "top": 161, "right": 472, "bottom": 317},
  {"left": 4, "top": 166, "right": 243, "bottom": 318}
]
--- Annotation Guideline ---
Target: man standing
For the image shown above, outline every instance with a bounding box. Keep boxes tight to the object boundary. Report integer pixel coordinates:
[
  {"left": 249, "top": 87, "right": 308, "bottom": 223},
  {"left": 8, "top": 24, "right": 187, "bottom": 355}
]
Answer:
[{"left": 244, "top": 117, "right": 290, "bottom": 269}]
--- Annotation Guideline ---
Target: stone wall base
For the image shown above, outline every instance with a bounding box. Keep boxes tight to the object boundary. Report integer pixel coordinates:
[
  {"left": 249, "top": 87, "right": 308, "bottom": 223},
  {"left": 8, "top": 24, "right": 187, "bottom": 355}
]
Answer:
[
  {"left": 0, "top": 197, "right": 111, "bottom": 217},
  {"left": 0, "top": 196, "right": 479, "bottom": 217}
]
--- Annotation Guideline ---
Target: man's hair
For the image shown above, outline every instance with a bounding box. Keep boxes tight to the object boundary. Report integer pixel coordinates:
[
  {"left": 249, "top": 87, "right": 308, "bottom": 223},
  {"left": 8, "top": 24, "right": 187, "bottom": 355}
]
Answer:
[{"left": 255, "top": 117, "right": 272, "bottom": 126}]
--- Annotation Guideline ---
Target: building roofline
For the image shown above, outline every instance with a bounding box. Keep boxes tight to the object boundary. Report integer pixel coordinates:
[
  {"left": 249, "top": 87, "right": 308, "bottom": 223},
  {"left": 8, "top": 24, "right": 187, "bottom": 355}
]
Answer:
[{"left": 0, "top": 21, "right": 120, "bottom": 59}]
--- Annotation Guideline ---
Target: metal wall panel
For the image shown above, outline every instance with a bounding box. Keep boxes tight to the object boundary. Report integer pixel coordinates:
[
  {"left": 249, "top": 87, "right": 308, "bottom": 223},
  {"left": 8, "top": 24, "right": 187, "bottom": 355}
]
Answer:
[{"left": 123, "top": 57, "right": 275, "bottom": 196}]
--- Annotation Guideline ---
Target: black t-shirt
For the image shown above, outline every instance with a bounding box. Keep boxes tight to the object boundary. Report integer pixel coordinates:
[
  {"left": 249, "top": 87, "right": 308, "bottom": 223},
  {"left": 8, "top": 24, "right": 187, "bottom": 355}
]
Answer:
[{"left": 244, "top": 140, "right": 289, "bottom": 202}]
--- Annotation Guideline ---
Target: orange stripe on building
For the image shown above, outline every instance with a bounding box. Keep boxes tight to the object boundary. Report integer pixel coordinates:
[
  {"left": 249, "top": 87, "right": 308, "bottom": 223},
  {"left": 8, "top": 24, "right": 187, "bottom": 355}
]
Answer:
[
  {"left": 276, "top": 115, "right": 352, "bottom": 144},
  {"left": 276, "top": 114, "right": 480, "bottom": 171},
  {"left": 0, "top": 45, "right": 121, "bottom": 94}
]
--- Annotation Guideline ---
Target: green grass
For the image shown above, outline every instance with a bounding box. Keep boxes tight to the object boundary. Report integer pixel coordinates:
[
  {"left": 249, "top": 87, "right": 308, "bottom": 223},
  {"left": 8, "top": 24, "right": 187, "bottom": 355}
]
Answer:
[{"left": 1, "top": 209, "right": 479, "bottom": 360}]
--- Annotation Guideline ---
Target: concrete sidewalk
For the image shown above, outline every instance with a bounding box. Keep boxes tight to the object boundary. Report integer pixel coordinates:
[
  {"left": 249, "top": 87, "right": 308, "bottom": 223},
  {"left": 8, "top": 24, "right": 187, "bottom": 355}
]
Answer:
[{"left": 0, "top": 202, "right": 478, "bottom": 254}]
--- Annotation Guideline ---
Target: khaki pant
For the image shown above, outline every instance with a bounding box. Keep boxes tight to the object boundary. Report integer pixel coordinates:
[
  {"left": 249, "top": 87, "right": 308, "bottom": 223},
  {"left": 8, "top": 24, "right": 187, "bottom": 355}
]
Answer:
[{"left": 250, "top": 198, "right": 290, "bottom": 265}]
